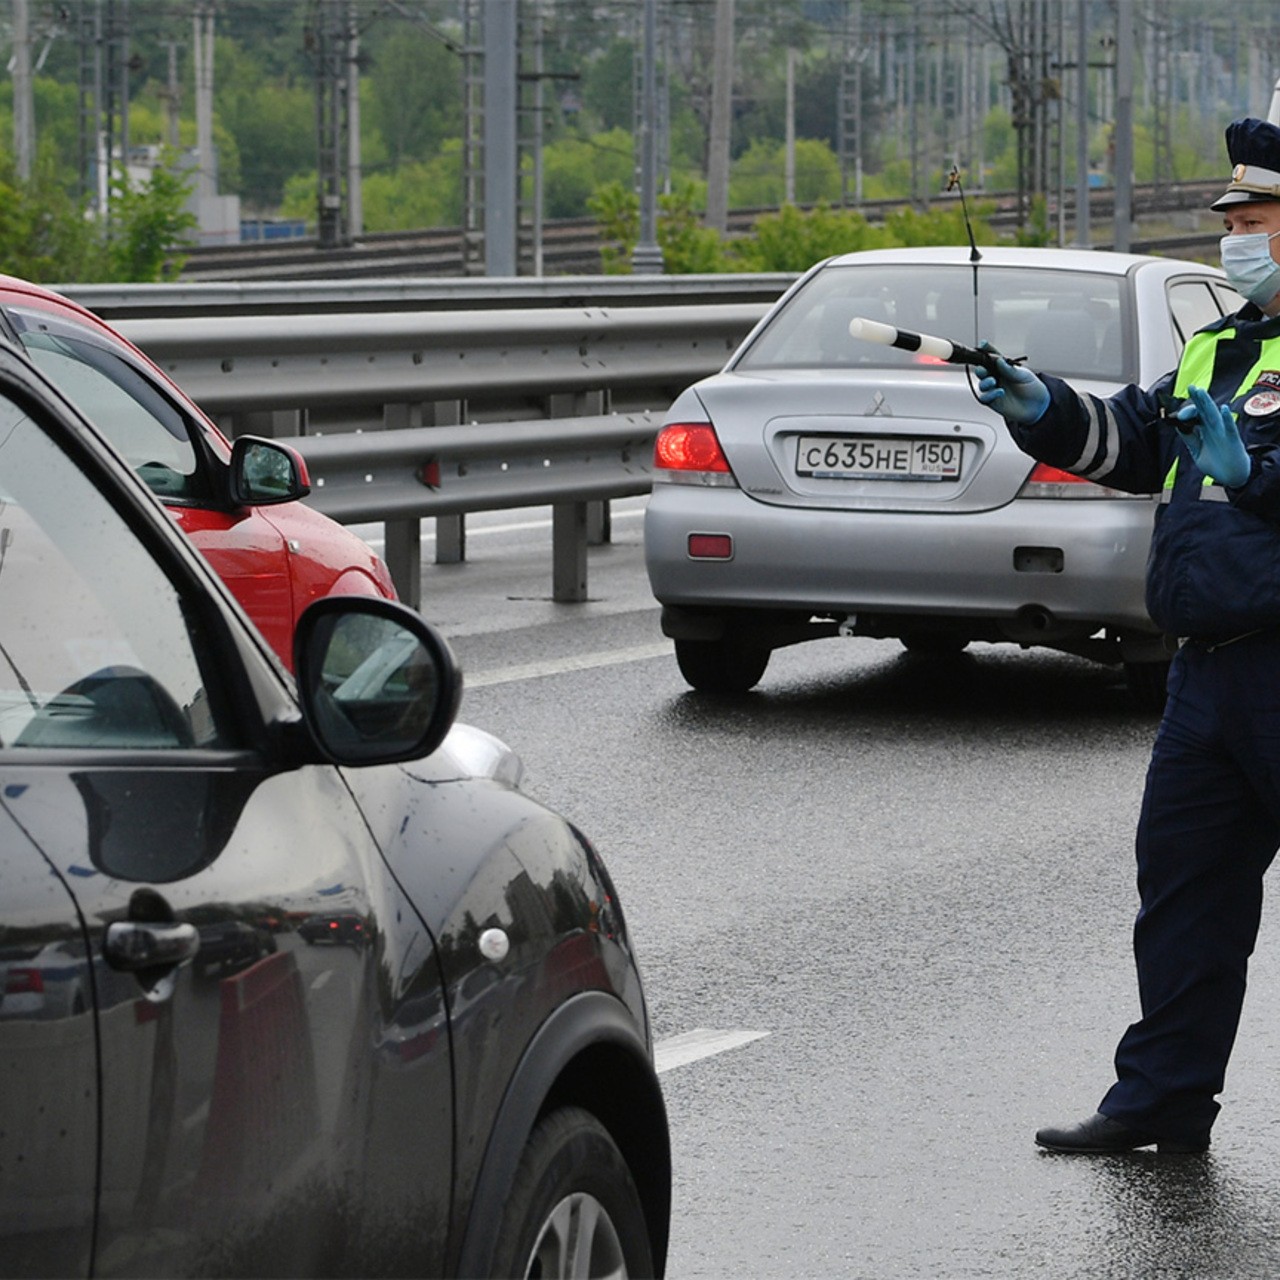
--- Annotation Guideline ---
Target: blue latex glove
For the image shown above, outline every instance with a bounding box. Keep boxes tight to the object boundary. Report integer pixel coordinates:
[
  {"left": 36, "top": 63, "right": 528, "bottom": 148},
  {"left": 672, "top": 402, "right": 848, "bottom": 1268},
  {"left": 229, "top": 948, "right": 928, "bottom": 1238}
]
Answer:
[
  {"left": 1175, "top": 385, "right": 1251, "bottom": 488},
  {"left": 974, "top": 345, "right": 1050, "bottom": 425}
]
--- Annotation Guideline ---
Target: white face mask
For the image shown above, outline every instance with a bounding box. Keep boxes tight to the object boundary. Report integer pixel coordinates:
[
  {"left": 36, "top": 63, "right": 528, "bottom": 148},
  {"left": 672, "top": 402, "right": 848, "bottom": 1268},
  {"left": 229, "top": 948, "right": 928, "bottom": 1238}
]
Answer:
[{"left": 1220, "top": 228, "right": 1280, "bottom": 306}]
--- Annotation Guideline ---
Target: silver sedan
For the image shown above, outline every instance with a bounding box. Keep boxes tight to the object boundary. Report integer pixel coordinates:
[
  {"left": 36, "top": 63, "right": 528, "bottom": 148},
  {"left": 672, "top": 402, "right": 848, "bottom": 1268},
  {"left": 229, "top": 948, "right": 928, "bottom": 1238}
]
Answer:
[{"left": 644, "top": 245, "right": 1241, "bottom": 706}]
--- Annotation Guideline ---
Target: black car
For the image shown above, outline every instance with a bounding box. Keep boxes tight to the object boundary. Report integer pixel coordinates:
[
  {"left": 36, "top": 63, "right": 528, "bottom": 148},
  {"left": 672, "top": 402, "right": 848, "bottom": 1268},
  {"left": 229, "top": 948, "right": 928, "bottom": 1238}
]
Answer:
[
  {"left": 192, "top": 918, "right": 277, "bottom": 978},
  {"left": 0, "top": 340, "right": 669, "bottom": 1278},
  {"left": 297, "top": 911, "right": 365, "bottom": 946}
]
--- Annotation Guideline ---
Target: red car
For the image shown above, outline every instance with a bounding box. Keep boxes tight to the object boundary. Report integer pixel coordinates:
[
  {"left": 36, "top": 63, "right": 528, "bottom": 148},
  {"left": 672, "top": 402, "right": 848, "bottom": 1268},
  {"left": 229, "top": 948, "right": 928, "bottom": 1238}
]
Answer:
[{"left": 0, "top": 275, "right": 395, "bottom": 668}]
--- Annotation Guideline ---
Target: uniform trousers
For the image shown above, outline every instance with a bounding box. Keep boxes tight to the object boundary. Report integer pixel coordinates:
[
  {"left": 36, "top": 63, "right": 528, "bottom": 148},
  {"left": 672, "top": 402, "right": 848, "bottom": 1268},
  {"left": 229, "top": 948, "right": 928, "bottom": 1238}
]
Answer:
[{"left": 1099, "top": 630, "right": 1280, "bottom": 1143}]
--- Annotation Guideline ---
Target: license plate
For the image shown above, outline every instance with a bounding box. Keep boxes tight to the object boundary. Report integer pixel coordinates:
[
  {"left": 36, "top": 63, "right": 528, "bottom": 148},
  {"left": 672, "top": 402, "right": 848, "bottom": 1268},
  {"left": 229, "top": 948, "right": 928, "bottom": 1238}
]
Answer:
[{"left": 796, "top": 435, "right": 963, "bottom": 481}]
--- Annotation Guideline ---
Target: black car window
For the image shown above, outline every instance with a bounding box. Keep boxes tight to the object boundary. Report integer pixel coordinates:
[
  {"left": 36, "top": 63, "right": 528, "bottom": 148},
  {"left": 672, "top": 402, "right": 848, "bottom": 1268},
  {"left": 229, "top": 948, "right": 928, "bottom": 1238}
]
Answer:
[
  {"left": 6, "top": 309, "right": 208, "bottom": 503},
  {"left": 736, "top": 264, "right": 1128, "bottom": 382},
  {"left": 0, "top": 391, "right": 221, "bottom": 750}
]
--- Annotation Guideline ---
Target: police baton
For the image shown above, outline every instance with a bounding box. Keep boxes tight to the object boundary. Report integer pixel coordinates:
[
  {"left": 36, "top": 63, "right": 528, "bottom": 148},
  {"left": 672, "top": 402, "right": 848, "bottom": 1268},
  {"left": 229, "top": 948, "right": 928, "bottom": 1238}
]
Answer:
[{"left": 847, "top": 316, "right": 1021, "bottom": 368}]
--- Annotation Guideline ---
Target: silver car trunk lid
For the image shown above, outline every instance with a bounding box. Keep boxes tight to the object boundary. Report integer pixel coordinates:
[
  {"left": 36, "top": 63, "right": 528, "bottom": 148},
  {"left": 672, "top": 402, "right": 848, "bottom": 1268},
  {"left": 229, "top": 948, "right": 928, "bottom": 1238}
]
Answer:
[{"left": 695, "top": 368, "right": 1112, "bottom": 514}]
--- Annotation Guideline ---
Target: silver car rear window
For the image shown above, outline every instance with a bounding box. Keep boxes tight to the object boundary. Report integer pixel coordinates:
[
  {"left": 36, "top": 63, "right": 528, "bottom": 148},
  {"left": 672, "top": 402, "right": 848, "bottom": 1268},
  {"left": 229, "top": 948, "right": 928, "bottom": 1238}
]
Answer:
[{"left": 735, "top": 264, "right": 1126, "bottom": 381}]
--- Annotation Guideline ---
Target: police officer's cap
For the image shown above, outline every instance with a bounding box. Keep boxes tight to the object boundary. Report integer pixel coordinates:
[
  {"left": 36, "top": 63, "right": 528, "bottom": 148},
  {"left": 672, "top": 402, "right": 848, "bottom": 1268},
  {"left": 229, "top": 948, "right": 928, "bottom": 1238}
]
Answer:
[{"left": 1211, "top": 118, "right": 1280, "bottom": 210}]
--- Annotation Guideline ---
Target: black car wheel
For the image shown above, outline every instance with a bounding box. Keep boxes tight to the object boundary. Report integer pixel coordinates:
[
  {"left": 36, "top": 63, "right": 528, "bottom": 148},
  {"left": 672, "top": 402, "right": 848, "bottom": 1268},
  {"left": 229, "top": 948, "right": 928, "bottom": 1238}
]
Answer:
[
  {"left": 900, "top": 631, "right": 970, "bottom": 656},
  {"left": 674, "top": 638, "right": 769, "bottom": 693},
  {"left": 1124, "top": 659, "right": 1170, "bottom": 712},
  {"left": 491, "top": 1107, "right": 654, "bottom": 1280}
]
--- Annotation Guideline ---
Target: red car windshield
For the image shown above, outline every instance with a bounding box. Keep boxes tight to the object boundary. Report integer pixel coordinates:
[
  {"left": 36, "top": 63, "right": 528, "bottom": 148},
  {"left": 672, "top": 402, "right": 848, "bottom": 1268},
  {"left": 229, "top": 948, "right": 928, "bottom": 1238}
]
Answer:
[{"left": 8, "top": 307, "right": 210, "bottom": 503}]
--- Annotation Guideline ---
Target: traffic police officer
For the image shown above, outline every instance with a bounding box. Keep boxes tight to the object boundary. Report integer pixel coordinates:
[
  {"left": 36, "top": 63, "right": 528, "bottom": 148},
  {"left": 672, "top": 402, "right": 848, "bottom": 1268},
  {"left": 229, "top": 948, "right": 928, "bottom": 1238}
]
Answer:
[{"left": 978, "top": 117, "right": 1280, "bottom": 1154}]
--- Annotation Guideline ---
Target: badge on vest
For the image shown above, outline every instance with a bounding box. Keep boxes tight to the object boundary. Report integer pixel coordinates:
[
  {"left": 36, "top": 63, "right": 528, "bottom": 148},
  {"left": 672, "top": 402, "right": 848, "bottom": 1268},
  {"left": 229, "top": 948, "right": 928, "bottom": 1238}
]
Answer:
[{"left": 1243, "top": 374, "right": 1280, "bottom": 417}]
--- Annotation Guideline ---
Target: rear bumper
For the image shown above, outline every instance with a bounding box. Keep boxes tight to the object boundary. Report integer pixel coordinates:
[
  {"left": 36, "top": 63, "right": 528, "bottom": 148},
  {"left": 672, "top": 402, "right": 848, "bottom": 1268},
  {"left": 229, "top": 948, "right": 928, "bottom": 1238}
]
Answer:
[{"left": 643, "top": 484, "right": 1159, "bottom": 635}]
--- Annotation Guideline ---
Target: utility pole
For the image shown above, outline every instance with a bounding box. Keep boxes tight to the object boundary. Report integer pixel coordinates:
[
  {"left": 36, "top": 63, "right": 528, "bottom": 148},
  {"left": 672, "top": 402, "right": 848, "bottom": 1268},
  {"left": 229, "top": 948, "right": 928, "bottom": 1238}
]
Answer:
[
  {"left": 160, "top": 41, "right": 182, "bottom": 148},
  {"left": 838, "top": 0, "right": 864, "bottom": 208},
  {"left": 194, "top": 2, "right": 216, "bottom": 204},
  {"left": 13, "top": 0, "right": 35, "bottom": 179},
  {"left": 1112, "top": 0, "right": 1134, "bottom": 253},
  {"left": 784, "top": 46, "right": 796, "bottom": 205},
  {"left": 483, "top": 0, "right": 517, "bottom": 276},
  {"left": 346, "top": 2, "right": 362, "bottom": 241},
  {"left": 705, "top": 0, "right": 733, "bottom": 233},
  {"left": 1074, "top": 0, "right": 1089, "bottom": 247},
  {"left": 312, "top": 0, "right": 348, "bottom": 249},
  {"left": 632, "top": 0, "right": 663, "bottom": 272}
]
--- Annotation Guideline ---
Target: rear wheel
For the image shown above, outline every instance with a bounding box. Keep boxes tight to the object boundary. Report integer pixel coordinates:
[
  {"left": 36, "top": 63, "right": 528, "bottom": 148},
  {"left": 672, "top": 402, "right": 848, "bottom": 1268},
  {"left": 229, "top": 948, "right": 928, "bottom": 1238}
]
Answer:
[
  {"left": 1124, "top": 659, "right": 1170, "bottom": 712},
  {"left": 490, "top": 1107, "right": 654, "bottom": 1280},
  {"left": 674, "top": 638, "right": 770, "bottom": 693},
  {"left": 900, "top": 631, "right": 970, "bottom": 656}
]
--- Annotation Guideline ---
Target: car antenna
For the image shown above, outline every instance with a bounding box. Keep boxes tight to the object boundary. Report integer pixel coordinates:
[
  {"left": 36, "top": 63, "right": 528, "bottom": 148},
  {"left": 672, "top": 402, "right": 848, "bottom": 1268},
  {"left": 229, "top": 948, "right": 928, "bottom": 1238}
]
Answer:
[{"left": 947, "top": 163, "right": 982, "bottom": 342}]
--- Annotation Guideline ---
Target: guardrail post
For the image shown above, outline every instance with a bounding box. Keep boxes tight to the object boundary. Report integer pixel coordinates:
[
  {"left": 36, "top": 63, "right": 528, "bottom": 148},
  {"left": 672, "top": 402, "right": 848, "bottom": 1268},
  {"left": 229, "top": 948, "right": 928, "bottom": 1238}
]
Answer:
[
  {"left": 587, "top": 500, "right": 610, "bottom": 545},
  {"left": 548, "top": 392, "right": 610, "bottom": 550},
  {"left": 385, "top": 519, "right": 422, "bottom": 611},
  {"left": 552, "top": 502, "right": 588, "bottom": 603},
  {"left": 224, "top": 409, "right": 305, "bottom": 440},
  {"left": 430, "top": 399, "right": 465, "bottom": 565}
]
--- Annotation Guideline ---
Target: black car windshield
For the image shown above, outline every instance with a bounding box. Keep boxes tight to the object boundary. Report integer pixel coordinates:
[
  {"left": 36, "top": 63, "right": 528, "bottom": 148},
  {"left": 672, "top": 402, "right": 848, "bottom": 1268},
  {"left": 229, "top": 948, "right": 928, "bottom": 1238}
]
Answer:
[{"left": 734, "top": 264, "right": 1128, "bottom": 381}]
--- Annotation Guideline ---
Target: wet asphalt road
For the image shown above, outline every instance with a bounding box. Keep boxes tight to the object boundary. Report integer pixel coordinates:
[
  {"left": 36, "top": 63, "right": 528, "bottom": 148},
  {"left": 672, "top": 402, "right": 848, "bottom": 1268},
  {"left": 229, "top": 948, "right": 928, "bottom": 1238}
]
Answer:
[{"left": 381, "top": 502, "right": 1280, "bottom": 1279}]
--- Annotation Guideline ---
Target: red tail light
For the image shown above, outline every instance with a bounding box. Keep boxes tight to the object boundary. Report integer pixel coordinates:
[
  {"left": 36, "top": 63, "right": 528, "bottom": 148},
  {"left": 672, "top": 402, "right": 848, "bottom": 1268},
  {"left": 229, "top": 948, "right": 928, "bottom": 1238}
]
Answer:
[
  {"left": 655, "top": 423, "right": 731, "bottom": 473},
  {"left": 1018, "top": 462, "right": 1148, "bottom": 500},
  {"left": 6, "top": 968, "right": 43, "bottom": 994},
  {"left": 1029, "top": 463, "right": 1089, "bottom": 485}
]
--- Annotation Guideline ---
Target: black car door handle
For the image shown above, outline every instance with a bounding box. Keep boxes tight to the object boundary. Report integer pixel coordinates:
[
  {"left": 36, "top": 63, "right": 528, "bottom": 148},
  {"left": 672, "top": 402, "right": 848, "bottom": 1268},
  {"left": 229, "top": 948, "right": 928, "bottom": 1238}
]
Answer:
[{"left": 104, "top": 920, "right": 200, "bottom": 972}]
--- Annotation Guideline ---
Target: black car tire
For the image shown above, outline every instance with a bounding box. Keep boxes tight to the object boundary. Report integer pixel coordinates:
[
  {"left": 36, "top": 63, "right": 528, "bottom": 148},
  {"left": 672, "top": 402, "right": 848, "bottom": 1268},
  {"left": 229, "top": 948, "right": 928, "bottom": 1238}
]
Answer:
[
  {"left": 1124, "top": 659, "right": 1170, "bottom": 712},
  {"left": 490, "top": 1106, "right": 654, "bottom": 1280},
  {"left": 900, "top": 631, "right": 970, "bottom": 656},
  {"left": 674, "top": 638, "right": 769, "bottom": 693}
]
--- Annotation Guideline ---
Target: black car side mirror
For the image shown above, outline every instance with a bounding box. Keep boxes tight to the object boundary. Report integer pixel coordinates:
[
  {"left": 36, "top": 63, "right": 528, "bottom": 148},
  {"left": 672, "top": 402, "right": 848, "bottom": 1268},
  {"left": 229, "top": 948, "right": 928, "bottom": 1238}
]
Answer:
[
  {"left": 229, "top": 436, "right": 310, "bottom": 506},
  {"left": 293, "top": 597, "right": 461, "bottom": 765}
]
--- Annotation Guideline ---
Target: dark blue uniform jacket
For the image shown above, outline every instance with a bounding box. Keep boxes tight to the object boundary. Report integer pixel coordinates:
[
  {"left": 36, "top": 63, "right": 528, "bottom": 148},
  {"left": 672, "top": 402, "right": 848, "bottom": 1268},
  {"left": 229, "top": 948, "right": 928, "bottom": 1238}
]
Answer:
[{"left": 1009, "top": 304, "right": 1280, "bottom": 639}]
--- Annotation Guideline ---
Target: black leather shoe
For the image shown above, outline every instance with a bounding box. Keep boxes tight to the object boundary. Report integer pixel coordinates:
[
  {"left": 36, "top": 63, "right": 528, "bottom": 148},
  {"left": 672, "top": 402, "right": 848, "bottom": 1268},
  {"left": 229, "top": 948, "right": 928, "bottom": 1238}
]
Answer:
[{"left": 1035, "top": 1112, "right": 1208, "bottom": 1155}]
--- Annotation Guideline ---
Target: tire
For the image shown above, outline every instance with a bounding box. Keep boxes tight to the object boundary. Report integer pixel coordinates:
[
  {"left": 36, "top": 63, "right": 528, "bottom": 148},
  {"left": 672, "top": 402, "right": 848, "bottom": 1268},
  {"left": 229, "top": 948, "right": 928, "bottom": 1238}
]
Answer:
[
  {"left": 900, "top": 631, "right": 970, "bottom": 656},
  {"left": 674, "top": 638, "right": 770, "bottom": 693},
  {"left": 490, "top": 1106, "right": 655, "bottom": 1280},
  {"left": 1124, "top": 659, "right": 1170, "bottom": 712}
]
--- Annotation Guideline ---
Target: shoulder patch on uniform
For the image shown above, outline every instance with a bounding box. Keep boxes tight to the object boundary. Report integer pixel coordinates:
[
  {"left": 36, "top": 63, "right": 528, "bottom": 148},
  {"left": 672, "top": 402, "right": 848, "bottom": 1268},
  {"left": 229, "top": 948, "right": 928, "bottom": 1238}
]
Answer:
[
  {"left": 1243, "top": 388, "right": 1280, "bottom": 417},
  {"left": 1252, "top": 369, "right": 1280, "bottom": 391}
]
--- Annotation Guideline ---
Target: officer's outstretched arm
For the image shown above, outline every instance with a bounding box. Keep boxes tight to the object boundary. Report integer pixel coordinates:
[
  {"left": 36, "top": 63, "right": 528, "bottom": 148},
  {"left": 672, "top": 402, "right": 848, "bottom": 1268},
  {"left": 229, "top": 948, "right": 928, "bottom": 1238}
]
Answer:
[
  {"left": 1175, "top": 385, "right": 1251, "bottom": 488},
  {"left": 974, "top": 344, "right": 1051, "bottom": 426}
]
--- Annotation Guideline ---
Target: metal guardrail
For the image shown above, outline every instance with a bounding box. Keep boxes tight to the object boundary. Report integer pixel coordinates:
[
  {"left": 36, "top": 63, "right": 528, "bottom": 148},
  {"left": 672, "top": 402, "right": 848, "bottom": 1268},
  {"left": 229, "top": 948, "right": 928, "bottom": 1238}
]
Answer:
[
  {"left": 114, "top": 299, "right": 773, "bottom": 607},
  {"left": 292, "top": 413, "right": 658, "bottom": 605},
  {"left": 116, "top": 303, "right": 767, "bottom": 417},
  {"left": 65, "top": 274, "right": 797, "bottom": 319}
]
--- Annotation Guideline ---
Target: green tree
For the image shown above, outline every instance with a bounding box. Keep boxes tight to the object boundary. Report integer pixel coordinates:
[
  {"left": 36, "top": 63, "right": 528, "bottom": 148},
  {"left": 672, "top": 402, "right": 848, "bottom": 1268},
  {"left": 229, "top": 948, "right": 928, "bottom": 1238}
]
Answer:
[
  {"left": 729, "top": 137, "right": 841, "bottom": 207},
  {"left": 579, "top": 39, "right": 636, "bottom": 134},
  {"left": 586, "top": 180, "right": 638, "bottom": 272},
  {"left": 0, "top": 153, "right": 195, "bottom": 283},
  {"left": 657, "top": 179, "right": 726, "bottom": 272},
  {"left": 542, "top": 129, "right": 635, "bottom": 219},
  {"left": 362, "top": 29, "right": 462, "bottom": 171},
  {"left": 359, "top": 141, "right": 464, "bottom": 231},
  {"left": 107, "top": 160, "right": 197, "bottom": 281},
  {"left": 730, "top": 202, "right": 894, "bottom": 271},
  {"left": 588, "top": 177, "right": 724, "bottom": 273},
  {"left": 0, "top": 159, "right": 98, "bottom": 281},
  {"left": 213, "top": 37, "right": 312, "bottom": 210}
]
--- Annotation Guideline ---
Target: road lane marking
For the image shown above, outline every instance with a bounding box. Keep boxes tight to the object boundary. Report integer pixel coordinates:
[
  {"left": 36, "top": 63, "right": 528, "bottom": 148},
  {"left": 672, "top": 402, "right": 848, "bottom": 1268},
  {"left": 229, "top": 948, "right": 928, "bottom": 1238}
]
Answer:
[
  {"left": 654, "top": 1028, "right": 770, "bottom": 1074},
  {"left": 310, "top": 971, "right": 333, "bottom": 992},
  {"left": 466, "top": 641, "right": 672, "bottom": 688}
]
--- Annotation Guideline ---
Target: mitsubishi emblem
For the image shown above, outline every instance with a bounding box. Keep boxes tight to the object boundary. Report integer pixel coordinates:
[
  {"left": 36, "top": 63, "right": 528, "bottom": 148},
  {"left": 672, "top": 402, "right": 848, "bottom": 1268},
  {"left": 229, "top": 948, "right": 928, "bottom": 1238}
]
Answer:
[{"left": 866, "top": 390, "right": 892, "bottom": 417}]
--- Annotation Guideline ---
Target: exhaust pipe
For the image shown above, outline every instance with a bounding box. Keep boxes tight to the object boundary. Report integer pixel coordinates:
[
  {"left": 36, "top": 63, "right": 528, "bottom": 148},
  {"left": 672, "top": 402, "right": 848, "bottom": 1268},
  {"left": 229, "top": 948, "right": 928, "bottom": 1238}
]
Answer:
[{"left": 1001, "top": 604, "right": 1059, "bottom": 643}]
